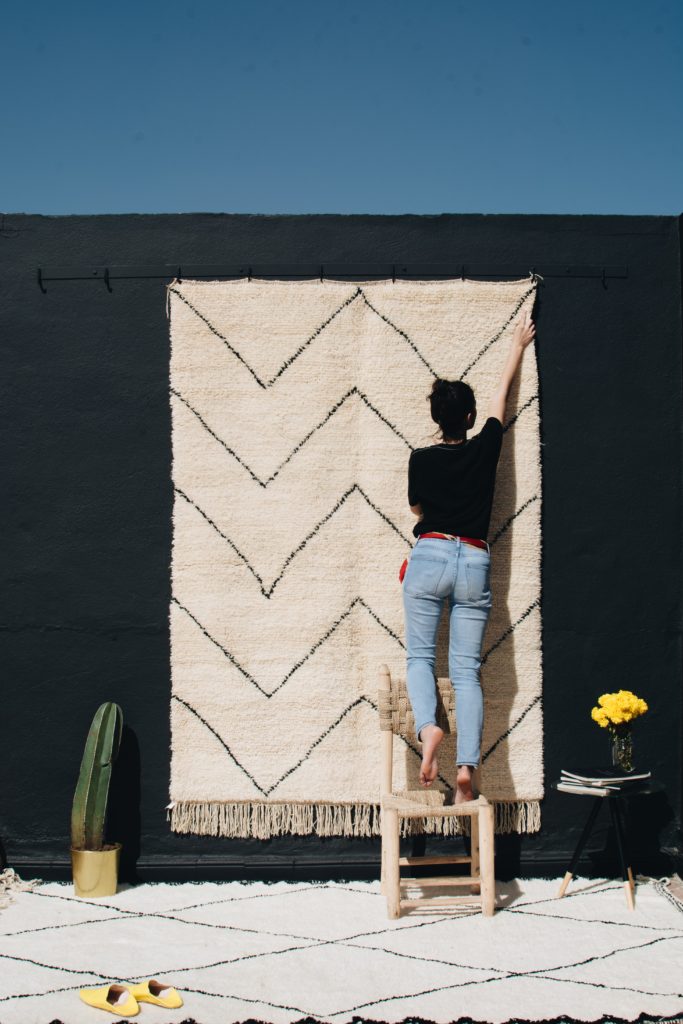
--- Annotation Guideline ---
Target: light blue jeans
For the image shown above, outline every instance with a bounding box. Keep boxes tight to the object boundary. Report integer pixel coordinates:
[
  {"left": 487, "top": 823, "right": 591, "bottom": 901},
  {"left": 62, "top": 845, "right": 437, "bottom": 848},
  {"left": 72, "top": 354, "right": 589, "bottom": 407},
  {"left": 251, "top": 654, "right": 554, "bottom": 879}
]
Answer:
[{"left": 401, "top": 536, "right": 492, "bottom": 767}]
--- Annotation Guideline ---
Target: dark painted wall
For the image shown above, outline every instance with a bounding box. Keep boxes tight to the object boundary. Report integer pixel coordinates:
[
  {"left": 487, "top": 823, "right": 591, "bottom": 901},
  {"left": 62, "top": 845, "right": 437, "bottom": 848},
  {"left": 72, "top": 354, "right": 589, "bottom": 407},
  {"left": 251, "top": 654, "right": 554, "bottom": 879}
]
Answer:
[{"left": 2, "top": 213, "right": 682, "bottom": 882}]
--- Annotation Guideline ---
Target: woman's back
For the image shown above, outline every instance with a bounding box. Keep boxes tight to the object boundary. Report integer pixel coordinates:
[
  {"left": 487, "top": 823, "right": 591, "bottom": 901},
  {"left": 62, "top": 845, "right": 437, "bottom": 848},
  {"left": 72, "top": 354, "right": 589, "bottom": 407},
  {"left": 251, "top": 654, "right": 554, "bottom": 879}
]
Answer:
[{"left": 408, "top": 416, "right": 503, "bottom": 540}]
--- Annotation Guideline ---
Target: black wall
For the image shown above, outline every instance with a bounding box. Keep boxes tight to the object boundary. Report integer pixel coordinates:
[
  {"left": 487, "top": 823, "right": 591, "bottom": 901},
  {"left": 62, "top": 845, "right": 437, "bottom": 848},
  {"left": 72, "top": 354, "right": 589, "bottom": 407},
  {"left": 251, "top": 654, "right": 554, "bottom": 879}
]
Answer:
[{"left": 2, "top": 213, "right": 682, "bottom": 882}]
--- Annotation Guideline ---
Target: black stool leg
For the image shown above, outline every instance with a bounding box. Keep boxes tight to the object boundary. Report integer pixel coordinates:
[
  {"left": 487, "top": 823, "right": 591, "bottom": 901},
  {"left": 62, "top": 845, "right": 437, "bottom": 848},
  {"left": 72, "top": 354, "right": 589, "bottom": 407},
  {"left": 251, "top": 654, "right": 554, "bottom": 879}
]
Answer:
[
  {"left": 557, "top": 796, "right": 603, "bottom": 898},
  {"left": 613, "top": 797, "right": 635, "bottom": 894},
  {"left": 609, "top": 797, "right": 635, "bottom": 910}
]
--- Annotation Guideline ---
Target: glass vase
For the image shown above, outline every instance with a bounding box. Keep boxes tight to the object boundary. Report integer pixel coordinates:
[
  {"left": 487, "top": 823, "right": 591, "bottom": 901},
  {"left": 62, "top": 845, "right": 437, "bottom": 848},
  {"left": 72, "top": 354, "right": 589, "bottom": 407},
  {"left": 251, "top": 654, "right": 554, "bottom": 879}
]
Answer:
[{"left": 609, "top": 724, "right": 633, "bottom": 772}]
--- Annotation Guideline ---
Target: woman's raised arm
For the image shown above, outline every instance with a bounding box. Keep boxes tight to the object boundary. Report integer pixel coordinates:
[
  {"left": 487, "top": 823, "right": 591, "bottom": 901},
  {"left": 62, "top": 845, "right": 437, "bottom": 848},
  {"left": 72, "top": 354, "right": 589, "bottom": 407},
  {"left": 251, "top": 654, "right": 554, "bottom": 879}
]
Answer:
[{"left": 487, "top": 311, "right": 536, "bottom": 424}]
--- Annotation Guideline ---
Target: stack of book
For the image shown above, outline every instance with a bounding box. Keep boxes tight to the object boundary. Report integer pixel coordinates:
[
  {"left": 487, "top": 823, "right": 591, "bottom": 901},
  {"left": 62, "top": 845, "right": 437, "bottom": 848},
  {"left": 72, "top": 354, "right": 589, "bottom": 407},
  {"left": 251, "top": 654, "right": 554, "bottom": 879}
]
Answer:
[{"left": 557, "top": 767, "right": 651, "bottom": 796}]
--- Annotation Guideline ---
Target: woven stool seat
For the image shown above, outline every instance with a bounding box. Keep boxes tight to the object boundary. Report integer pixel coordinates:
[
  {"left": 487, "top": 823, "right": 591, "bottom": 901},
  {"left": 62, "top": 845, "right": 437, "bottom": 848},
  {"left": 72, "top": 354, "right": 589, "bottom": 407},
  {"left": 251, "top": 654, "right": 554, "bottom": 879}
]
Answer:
[{"left": 383, "top": 789, "right": 489, "bottom": 817}]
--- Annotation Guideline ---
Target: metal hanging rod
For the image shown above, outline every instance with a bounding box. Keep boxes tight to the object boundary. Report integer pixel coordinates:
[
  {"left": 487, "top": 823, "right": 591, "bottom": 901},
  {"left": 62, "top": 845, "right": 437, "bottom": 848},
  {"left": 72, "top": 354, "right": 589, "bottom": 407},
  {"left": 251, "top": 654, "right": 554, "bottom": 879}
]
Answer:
[{"left": 36, "top": 262, "right": 628, "bottom": 293}]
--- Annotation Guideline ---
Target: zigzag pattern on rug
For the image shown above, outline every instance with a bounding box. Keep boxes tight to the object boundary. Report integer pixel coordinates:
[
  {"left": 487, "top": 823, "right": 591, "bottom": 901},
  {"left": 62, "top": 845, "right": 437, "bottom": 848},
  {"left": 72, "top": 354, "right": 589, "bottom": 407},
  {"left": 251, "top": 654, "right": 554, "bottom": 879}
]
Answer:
[{"left": 166, "top": 277, "right": 544, "bottom": 837}]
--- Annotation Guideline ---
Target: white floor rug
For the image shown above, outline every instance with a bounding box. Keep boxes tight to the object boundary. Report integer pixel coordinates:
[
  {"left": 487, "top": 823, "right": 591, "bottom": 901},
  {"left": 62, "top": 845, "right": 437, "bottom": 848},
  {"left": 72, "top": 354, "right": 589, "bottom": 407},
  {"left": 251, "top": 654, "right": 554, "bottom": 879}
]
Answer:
[
  {"left": 1, "top": 874, "right": 682, "bottom": 1024},
  {"left": 166, "top": 276, "right": 543, "bottom": 840}
]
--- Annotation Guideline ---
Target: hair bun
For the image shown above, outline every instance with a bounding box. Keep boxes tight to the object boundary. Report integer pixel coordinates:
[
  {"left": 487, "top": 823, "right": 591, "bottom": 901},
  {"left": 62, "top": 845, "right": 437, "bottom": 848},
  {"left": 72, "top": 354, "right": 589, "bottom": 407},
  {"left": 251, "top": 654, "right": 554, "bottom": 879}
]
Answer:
[{"left": 427, "top": 377, "right": 476, "bottom": 439}]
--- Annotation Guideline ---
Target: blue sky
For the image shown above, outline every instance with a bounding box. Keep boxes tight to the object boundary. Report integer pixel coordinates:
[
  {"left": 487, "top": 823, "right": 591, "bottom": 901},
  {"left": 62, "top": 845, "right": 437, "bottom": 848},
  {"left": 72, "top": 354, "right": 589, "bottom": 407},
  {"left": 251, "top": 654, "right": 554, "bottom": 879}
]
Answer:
[{"left": 2, "top": 0, "right": 681, "bottom": 215}]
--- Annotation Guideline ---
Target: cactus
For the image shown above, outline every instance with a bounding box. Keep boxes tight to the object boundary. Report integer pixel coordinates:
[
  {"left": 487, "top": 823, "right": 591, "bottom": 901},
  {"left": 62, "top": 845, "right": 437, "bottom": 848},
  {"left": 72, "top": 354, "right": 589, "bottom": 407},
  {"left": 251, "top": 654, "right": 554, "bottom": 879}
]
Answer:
[{"left": 71, "top": 702, "right": 123, "bottom": 851}]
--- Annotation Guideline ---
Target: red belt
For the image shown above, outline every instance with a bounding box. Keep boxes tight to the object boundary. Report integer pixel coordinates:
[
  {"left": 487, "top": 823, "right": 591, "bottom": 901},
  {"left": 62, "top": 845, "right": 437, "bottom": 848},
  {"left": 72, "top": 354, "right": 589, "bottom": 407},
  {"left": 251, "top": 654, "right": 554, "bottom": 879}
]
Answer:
[
  {"left": 418, "top": 531, "right": 489, "bottom": 550},
  {"left": 399, "top": 532, "right": 489, "bottom": 583}
]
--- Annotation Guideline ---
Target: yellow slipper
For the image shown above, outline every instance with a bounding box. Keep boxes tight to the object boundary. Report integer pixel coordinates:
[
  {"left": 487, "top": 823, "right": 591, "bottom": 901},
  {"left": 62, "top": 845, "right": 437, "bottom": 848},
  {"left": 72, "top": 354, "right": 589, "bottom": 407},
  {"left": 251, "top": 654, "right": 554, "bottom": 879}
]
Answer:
[
  {"left": 79, "top": 983, "right": 140, "bottom": 1016},
  {"left": 127, "top": 978, "right": 184, "bottom": 1009}
]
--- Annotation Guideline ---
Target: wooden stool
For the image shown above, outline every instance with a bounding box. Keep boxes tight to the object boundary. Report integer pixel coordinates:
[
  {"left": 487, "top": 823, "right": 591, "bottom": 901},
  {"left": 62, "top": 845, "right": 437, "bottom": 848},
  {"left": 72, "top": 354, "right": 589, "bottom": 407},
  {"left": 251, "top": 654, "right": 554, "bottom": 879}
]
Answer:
[{"left": 378, "top": 664, "right": 496, "bottom": 918}]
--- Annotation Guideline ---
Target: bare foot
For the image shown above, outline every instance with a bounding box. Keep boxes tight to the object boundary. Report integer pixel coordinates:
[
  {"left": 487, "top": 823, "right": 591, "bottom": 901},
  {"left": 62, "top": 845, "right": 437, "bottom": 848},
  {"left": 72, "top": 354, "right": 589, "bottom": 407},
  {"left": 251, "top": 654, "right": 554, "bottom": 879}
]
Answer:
[
  {"left": 419, "top": 724, "right": 445, "bottom": 787},
  {"left": 455, "top": 764, "right": 476, "bottom": 802}
]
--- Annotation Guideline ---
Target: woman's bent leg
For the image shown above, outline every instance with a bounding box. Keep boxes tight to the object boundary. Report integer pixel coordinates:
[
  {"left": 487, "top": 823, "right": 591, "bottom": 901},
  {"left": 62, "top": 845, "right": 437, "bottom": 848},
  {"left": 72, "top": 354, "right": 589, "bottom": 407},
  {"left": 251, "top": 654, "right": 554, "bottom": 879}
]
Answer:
[{"left": 402, "top": 588, "right": 444, "bottom": 740}]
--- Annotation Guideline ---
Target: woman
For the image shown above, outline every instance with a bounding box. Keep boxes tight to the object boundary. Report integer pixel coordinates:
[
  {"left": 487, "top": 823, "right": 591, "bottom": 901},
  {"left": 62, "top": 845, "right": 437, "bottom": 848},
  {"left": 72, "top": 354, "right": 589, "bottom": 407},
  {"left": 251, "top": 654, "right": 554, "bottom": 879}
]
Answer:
[{"left": 402, "top": 310, "right": 536, "bottom": 802}]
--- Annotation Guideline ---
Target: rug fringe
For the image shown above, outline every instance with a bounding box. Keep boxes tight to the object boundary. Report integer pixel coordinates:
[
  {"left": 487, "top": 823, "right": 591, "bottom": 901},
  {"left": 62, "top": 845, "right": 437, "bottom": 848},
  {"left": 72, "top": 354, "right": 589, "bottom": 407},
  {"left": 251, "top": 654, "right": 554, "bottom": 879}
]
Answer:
[
  {"left": 168, "top": 799, "right": 541, "bottom": 838},
  {"left": 0, "top": 868, "right": 42, "bottom": 911}
]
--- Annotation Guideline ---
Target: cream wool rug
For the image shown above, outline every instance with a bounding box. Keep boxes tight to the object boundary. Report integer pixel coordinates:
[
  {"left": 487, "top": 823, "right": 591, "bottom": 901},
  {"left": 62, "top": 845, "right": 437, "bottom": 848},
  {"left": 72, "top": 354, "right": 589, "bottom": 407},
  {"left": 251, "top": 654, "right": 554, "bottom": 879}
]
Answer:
[
  {"left": 1, "top": 874, "right": 683, "bottom": 1024},
  {"left": 166, "top": 276, "right": 542, "bottom": 839}
]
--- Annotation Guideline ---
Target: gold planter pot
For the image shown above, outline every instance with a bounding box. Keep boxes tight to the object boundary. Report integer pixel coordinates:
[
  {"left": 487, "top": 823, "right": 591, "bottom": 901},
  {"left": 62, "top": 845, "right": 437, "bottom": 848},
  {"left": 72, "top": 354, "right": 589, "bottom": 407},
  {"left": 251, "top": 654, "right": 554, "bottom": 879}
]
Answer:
[{"left": 71, "top": 842, "right": 122, "bottom": 897}]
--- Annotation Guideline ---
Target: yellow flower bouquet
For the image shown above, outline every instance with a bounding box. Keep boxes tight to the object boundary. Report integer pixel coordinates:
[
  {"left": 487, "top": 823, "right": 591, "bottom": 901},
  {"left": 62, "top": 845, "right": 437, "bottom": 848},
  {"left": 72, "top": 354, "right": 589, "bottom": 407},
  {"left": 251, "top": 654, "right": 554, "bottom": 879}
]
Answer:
[{"left": 591, "top": 689, "right": 648, "bottom": 771}]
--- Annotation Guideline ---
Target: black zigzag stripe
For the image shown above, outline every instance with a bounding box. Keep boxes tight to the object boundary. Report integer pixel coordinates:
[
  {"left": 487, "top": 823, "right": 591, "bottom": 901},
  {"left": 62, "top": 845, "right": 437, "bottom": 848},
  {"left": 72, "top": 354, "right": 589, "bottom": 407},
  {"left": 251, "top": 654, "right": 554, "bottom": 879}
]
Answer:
[
  {"left": 482, "top": 598, "right": 540, "bottom": 664},
  {"left": 7, "top": 883, "right": 332, "bottom": 941},
  {"left": 13, "top": 879, "right": 640, "bottom": 949},
  {"left": 13, "top": 884, "right": 674, "bottom": 1016},
  {"left": 503, "top": 391, "right": 539, "bottom": 431},
  {"left": 506, "top": 904, "right": 683, "bottom": 934},
  {"left": 171, "top": 398, "right": 539, "bottom": 601},
  {"left": 172, "top": 695, "right": 266, "bottom": 795},
  {"left": 490, "top": 494, "right": 539, "bottom": 546},
  {"left": 357, "top": 290, "right": 438, "bottom": 375},
  {"left": 171, "top": 383, "right": 413, "bottom": 488},
  {"left": 481, "top": 694, "right": 542, "bottom": 764},
  {"left": 169, "top": 287, "right": 270, "bottom": 389},
  {"left": 173, "top": 594, "right": 405, "bottom": 698},
  {"left": 173, "top": 482, "right": 411, "bottom": 598},
  {"left": 169, "top": 283, "right": 535, "bottom": 390},
  {"left": 171, "top": 499, "right": 540, "bottom": 787},
  {"left": 325, "top": 937, "right": 683, "bottom": 1019},
  {"left": 172, "top": 694, "right": 376, "bottom": 796},
  {"left": 169, "top": 285, "right": 439, "bottom": 386},
  {"left": 171, "top": 385, "right": 538, "bottom": 495},
  {"left": 173, "top": 484, "right": 267, "bottom": 589},
  {"left": 459, "top": 286, "right": 537, "bottom": 380},
  {"left": 6, "top": 891, "right": 679, "bottom": 1012},
  {"left": 171, "top": 596, "right": 266, "bottom": 693},
  {"left": 333, "top": 940, "right": 683, "bottom": 1002},
  {"left": 325, "top": 934, "right": 683, "bottom": 1018}
]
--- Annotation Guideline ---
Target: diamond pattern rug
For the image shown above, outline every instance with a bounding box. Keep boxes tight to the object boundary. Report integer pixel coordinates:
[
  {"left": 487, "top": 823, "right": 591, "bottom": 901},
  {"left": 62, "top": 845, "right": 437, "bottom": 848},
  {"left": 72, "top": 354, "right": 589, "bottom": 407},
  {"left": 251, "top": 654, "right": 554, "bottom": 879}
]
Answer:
[{"left": 1, "top": 874, "right": 682, "bottom": 1023}]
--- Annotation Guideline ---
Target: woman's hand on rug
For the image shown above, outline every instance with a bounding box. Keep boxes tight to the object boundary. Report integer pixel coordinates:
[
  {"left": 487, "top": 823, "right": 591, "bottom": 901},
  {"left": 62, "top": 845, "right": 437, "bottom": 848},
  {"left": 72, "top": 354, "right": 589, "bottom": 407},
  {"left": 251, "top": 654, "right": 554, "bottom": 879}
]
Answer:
[{"left": 513, "top": 311, "right": 536, "bottom": 350}]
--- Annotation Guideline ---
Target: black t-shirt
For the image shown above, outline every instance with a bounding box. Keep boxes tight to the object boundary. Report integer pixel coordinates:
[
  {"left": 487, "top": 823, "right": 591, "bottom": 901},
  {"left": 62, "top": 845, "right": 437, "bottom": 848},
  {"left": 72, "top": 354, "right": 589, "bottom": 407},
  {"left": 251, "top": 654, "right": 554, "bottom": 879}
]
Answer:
[{"left": 408, "top": 417, "right": 504, "bottom": 540}]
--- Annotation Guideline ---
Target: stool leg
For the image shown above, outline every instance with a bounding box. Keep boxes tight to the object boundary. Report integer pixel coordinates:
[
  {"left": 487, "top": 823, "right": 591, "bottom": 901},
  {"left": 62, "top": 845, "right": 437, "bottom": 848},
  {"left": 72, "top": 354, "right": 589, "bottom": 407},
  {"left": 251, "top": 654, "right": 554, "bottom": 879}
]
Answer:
[
  {"left": 608, "top": 798, "right": 634, "bottom": 910},
  {"left": 380, "top": 811, "right": 386, "bottom": 895},
  {"left": 384, "top": 808, "right": 401, "bottom": 919},
  {"left": 557, "top": 796, "right": 603, "bottom": 897},
  {"left": 478, "top": 804, "right": 495, "bottom": 916},
  {"left": 613, "top": 797, "right": 635, "bottom": 894},
  {"left": 470, "top": 808, "right": 481, "bottom": 895}
]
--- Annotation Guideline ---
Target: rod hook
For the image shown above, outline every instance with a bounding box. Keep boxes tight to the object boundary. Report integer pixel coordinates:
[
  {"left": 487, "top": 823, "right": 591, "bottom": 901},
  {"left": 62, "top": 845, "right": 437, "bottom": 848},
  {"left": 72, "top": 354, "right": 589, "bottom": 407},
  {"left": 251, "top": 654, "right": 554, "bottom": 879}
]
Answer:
[
  {"left": 320, "top": 264, "right": 324, "bottom": 283},
  {"left": 177, "top": 265, "right": 182, "bottom": 284},
  {"left": 37, "top": 267, "right": 47, "bottom": 293},
  {"left": 601, "top": 266, "right": 607, "bottom": 290},
  {"left": 461, "top": 264, "right": 465, "bottom": 281},
  {"left": 104, "top": 267, "right": 112, "bottom": 293}
]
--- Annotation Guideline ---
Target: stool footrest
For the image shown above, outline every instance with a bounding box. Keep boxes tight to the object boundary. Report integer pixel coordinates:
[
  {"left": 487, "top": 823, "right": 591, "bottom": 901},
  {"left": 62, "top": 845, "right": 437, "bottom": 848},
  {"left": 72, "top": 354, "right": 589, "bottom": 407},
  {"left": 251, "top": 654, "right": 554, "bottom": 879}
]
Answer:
[
  {"left": 400, "top": 896, "right": 482, "bottom": 908},
  {"left": 401, "top": 875, "right": 481, "bottom": 887},
  {"left": 399, "top": 855, "right": 472, "bottom": 866}
]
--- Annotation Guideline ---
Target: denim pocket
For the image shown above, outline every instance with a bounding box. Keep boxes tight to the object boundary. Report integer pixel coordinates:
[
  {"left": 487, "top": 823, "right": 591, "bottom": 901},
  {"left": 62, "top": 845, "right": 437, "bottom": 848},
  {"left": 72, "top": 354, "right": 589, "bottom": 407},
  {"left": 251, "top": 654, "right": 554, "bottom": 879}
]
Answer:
[
  {"left": 464, "top": 555, "right": 492, "bottom": 604},
  {"left": 403, "top": 554, "right": 449, "bottom": 597}
]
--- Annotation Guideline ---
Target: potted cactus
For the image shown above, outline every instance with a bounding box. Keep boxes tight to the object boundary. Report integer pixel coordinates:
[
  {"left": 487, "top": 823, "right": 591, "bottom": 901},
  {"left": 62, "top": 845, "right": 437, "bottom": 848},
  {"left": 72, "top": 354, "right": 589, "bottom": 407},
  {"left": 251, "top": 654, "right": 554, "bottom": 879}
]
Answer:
[{"left": 70, "top": 701, "right": 123, "bottom": 897}]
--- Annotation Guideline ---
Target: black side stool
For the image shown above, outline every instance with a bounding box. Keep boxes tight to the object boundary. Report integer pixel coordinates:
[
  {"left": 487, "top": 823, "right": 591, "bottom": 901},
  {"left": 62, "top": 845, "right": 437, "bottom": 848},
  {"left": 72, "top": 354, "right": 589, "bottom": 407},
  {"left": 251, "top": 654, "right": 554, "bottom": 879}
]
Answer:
[{"left": 551, "top": 778, "right": 664, "bottom": 910}]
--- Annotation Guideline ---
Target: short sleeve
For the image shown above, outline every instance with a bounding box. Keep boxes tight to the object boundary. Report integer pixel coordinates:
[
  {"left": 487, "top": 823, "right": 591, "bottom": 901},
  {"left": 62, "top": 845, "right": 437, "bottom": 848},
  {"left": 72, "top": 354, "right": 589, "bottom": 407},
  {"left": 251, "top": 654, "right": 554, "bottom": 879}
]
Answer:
[
  {"left": 408, "top": 451, "right": 420, "bottom": 505},
  {"left": 479, "top": 416, "right": 503, "bottom": 461}
]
